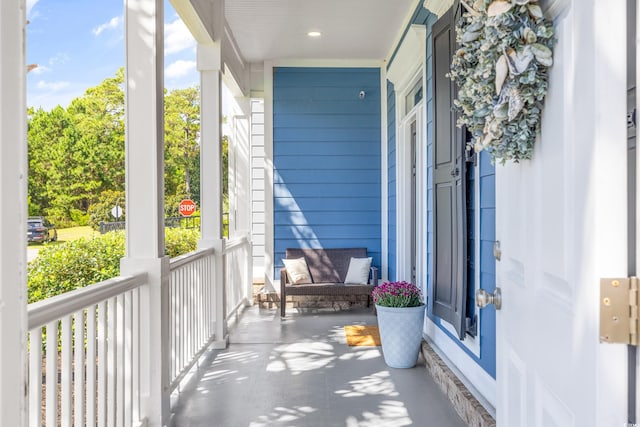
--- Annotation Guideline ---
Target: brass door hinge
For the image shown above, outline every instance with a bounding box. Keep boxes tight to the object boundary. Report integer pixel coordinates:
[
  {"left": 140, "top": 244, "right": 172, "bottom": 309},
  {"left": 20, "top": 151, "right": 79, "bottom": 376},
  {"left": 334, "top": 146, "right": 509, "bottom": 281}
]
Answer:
[{"left": 600, "top": 277, "right": 639, "bottom": 345}]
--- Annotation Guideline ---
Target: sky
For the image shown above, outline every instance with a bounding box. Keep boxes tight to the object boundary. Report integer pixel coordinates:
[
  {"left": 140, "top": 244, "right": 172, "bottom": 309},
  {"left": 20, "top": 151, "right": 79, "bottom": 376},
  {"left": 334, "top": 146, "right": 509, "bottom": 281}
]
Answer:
[{"left": 26, "top": 0, "right": 199, "bottom": 111}]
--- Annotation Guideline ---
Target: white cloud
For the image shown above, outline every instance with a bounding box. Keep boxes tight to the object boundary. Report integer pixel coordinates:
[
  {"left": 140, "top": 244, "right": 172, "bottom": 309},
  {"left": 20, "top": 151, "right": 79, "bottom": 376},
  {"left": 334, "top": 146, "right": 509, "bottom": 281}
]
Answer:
[
  {"left": 48, "top": 53, "right": 69, "bottom": 67},
  {"left": 30, "top": 65, "right": 50, "bottom": 75},
  {"left": 28, "top": 81, "right": 86, "bottom": 110},
  {"left": 93, "top": 16, "right": 122, "bottom": 36},
  {"left": 26, "top": 0, "right": 40, "bottom": 18},
  {"left": 36, "top": 80, "right": 71, "bottom": 91},
  {"left": 165, "top": 60, "right": 196, "bottom": 79},
  {"left": 165, "top": 18, "right": 195, "bottom": 55}
]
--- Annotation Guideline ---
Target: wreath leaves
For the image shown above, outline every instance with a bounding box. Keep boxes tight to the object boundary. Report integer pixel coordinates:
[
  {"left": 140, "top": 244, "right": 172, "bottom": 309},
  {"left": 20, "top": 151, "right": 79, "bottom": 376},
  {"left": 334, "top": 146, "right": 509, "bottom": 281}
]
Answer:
[{"left": 448, "top": 0, "right": 554, "bottom": 163}]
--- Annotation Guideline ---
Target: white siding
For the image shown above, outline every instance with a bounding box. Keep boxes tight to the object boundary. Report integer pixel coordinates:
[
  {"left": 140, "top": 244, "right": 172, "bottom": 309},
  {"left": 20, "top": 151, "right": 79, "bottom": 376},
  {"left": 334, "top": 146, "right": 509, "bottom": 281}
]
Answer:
[{"left": 251, "top": 99, "right": 266, "bottom": 280}]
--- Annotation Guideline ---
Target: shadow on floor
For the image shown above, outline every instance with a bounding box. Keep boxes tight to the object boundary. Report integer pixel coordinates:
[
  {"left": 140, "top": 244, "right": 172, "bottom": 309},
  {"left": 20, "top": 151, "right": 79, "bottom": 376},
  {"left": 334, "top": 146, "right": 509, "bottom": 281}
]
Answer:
[{"left": 172, "top": 306, "right": 466, "bottom": 427}]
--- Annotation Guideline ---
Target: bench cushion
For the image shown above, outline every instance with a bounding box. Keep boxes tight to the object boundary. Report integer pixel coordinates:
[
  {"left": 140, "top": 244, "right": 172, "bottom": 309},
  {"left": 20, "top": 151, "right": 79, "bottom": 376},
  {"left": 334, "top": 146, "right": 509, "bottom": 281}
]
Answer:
[
  {"left": 344, "top": 257, "right": 373, "bottom": 284},
  {"left": 282, "top": 257, "right": 312, "bottom": 284}
]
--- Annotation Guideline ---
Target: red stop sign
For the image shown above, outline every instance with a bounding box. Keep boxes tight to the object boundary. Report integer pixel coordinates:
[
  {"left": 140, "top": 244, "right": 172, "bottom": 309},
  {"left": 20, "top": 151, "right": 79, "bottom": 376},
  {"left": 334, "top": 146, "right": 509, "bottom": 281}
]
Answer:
[{"left": 179, "top": 199, "right": 197, "bottom": 217}]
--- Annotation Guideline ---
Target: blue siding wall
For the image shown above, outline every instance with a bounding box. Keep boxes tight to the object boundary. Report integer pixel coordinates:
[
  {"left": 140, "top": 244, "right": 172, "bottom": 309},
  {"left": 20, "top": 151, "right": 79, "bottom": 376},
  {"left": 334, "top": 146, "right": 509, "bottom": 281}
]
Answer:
[
  {"left": 387, "top": 4, "right": 497, "bottom": 379},
  {"left": 425, "top": 16, "right": 496, "bottom": 378},
  {"left": 387, "top": 80, "right": 397, "bottom": 281},
  {"left": 478, "top": 152, "right": 496, "bottom": 375},
  {"left": 273, "top": 67, "right": 382, "bottom": 273}
]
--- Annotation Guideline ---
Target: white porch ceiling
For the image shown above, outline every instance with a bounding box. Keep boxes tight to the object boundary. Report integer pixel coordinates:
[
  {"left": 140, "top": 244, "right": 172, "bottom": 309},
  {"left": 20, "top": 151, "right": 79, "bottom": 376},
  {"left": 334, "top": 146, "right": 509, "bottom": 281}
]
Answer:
[{"left": 224, "top": 0, "right": 417, "bottom": 63}]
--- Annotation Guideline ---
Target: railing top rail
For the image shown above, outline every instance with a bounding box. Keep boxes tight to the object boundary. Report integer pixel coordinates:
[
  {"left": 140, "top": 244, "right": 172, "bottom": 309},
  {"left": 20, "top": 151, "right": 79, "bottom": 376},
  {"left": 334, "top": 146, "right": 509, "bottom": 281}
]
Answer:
[
  {"left": 28, "top": 272, "right": 147, "bottom": 330},
  {"left": 224, "top": 235, "right": 250, "bottom": 253},
  {"left": 169, "top": 246, "right": 216, "bottom": 271}
]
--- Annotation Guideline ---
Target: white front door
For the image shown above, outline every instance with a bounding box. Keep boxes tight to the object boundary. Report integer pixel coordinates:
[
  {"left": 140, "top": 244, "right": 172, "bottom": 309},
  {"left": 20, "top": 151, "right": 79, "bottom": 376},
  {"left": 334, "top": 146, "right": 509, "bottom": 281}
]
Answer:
[{"left": 488, "top": 2, "right": 630, "bottom": 426}]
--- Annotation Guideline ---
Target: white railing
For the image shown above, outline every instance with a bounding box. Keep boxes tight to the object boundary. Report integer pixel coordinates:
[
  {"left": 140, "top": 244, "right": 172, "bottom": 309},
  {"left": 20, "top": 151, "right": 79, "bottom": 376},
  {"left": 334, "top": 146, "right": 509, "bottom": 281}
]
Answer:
[
  {"left": 167, "top": 236, "right": 252, "bottom": 392},
  {"left": 168, "top": 247, "right": 216, "bottom": 391},
  {"left": 224, "top": 234, "right": 252, "bottom": 322},
  {"left": 26, "top": 237, "right": 252, "bottom": 426},
  {"left": 27, "top": 273, "right": 147, "bottom": 427}
]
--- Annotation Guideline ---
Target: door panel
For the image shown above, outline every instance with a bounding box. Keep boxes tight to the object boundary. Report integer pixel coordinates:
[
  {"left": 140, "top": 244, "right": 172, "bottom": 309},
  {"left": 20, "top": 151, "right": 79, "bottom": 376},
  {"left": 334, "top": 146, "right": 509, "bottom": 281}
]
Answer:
[
  {"left": 435, "top": 184, "right": 454, "bottom": 306},
  {"left": 535, "top": 377, "right": 574, "bottom": 427},
  {"left": 434, "top": 19, "right": 453, "bottom": 168},
  {"left": 504, "top": 350, "right": 526, "bottom": 426}
]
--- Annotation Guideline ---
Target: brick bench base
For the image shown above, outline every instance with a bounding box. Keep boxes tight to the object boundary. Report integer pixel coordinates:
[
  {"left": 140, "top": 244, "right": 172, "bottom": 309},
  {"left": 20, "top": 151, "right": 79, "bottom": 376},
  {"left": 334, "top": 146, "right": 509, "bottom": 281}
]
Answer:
[{"left": 256, "top": 293, "right": 370, "bottom": 311}]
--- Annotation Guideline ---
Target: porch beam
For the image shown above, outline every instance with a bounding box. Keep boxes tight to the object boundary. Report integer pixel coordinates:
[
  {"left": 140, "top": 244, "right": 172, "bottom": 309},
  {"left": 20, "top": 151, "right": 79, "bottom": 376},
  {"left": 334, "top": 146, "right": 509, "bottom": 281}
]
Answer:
[
  {"left": 168, "top": 0, "right": 213, "bottom": 44},
  {"left": 0, "top": 0, "right": 27, "bottom": 425},
  {"left": 121, "top": 0, "right": 170, "bottom": 425}
]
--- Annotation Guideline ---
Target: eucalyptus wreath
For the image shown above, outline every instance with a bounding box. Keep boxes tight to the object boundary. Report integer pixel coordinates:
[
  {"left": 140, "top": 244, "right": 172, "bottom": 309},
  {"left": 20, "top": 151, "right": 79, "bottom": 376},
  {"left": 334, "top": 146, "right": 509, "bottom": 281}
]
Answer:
[{"left": 448, "top": 0, "right": 554, "bottom": 163}]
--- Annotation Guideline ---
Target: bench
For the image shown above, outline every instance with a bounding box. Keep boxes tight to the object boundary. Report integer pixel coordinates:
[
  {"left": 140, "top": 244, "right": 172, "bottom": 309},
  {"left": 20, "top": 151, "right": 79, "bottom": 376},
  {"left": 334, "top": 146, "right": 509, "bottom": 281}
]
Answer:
[{"left": 280, "top": 247, "right": 378, "bottom": 317}]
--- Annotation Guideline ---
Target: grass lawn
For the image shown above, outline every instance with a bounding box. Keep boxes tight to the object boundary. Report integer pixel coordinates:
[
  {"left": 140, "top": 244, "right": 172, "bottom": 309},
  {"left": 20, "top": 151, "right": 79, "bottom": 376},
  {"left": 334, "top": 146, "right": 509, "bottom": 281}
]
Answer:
[
  {"left": 28, "top": 226, "right": 98, "bottom": 247},
  {"left": 27, "top": 226, "right": 98, "bottom": 261},
  {"left": 56, "top": 226, "right": 98, "bottom": 242}
]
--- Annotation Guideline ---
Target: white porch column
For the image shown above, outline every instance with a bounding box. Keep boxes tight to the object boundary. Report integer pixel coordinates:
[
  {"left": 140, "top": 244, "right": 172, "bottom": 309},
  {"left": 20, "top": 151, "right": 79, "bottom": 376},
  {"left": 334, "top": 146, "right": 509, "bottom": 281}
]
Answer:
[
  {"left": 229, "top": 98, "right": 252, "bottom": 236},
  {"left": 197, "top": 43, "right": 228, "bottom": 348},
  {"left": 0, "top": 1, "right": 27, "bottom": 425},
  {"left": 121, "top": 0, "right": 170, "bottom": 425},
  {"left": 198, "top": 44, "right": 223, "bottom": 245}
]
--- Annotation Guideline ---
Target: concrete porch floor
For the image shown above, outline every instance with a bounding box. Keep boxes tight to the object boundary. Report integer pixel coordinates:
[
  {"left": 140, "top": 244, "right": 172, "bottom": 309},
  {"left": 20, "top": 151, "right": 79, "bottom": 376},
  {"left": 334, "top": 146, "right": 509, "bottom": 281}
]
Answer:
[{"left": 172, "top": 305, "right": 466, "bottom": 426}]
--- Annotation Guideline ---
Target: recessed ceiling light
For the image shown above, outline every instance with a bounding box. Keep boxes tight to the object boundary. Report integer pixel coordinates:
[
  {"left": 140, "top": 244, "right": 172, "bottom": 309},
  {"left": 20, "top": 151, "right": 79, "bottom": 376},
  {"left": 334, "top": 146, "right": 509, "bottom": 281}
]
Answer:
[{"left": 307, "top": 31, "right": 322, "bottom": 37}]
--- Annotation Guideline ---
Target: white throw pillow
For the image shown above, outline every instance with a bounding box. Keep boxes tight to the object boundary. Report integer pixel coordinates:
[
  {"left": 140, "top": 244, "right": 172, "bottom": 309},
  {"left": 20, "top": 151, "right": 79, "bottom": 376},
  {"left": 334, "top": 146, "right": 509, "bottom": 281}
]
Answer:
[
  {"left": 344, "top": 257, "right": 372, "bottom": 284},
  {"left": 282, "top": 257, "right": 312, "bottom": 284}
]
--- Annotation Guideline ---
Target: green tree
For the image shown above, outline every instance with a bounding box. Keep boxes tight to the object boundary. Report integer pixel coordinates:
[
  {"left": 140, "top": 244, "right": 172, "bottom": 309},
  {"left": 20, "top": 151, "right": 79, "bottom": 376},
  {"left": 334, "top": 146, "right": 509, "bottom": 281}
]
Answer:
[
  {"left": 67, "top": 68, "right": 125, "bottom": 207},
  {"left": 164, "top": 87, "right": 200, "bottom": 204},
  {"left": 27, "top": 106, "right": 67, "bottom": 215},
  {"left": 27, "top": 106, "right": 82, "bottom": 224},
  {"left": 28, "top": 69, "right": 126, "bottom": 225},
  {"left": 26, "top": 69, "right": 231, "bottom": 228}
]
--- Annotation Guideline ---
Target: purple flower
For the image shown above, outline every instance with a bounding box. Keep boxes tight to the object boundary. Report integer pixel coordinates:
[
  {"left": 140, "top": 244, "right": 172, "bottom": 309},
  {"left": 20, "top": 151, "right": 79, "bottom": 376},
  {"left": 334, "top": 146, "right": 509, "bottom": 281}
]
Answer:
[{"left": 372, "top": 281, "right": 423, "bottom": 308}]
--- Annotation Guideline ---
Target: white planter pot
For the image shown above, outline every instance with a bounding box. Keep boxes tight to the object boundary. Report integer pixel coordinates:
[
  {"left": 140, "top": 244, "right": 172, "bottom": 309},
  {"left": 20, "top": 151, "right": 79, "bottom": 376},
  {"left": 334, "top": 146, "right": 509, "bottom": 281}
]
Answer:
[{"left": 375, "top": 304, "right": 426, "bottom": 368}]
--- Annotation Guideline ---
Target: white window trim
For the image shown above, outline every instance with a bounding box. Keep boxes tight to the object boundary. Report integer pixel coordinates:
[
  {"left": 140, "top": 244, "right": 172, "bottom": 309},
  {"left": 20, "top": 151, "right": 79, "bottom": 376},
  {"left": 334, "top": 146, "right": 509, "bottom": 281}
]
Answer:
[
  {"left": 388, "top": 24, "right": 427, "bottom": 288},
  {"left": 397, "top": 100, "right": 426, "bottom": 289}
]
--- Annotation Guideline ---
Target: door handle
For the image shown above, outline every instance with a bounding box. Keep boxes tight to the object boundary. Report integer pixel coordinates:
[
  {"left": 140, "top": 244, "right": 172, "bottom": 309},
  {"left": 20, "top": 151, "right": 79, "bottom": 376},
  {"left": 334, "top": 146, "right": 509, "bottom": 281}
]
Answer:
[
  {"left": 493, "top": 240, "right": 501, "bottom": 261},
  {"left": 450, "top": 167, "right": 459, "bottom": 177},
  {"left": 476, "top": 288, "right": 502, "bottom": 310}
]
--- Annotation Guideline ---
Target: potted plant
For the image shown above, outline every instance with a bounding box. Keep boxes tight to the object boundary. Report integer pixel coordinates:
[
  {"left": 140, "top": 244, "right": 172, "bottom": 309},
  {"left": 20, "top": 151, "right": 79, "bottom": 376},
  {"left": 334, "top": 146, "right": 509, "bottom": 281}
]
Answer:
[{"left": 372, "top": 281, "right": 426, "bottom": 368}]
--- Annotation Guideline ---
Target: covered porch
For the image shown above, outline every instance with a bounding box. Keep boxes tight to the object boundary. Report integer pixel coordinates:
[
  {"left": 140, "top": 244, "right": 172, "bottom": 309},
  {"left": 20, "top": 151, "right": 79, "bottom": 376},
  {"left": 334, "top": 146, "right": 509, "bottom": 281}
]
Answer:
[
  {"left": 2, "top": 0, "right": 480, "bottom": 425},
  {"left": 3, "top": 0, "right": 633, "bottom": 425},
  {"left": 172, "top": 306, "right": 466, "bottom": 426}
]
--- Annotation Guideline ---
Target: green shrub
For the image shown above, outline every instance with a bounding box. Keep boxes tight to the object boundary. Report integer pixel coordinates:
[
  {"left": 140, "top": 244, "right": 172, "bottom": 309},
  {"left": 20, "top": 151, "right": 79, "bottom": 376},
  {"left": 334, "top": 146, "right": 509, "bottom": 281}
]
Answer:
[
  {"left": 88, "top": 190, "right": 125, "bottom": 230},
  {"left": 45, "top": 207, "right": 77, "bottom": 229},
  {"left": 28, "top": 231, "right": 125, "bottom": 303},
  {"left": 28, "top": 228, "right": 200, "bottom": 303},
  {"left": 164, "top": 194, "right": 184, "bottom": 218},
  {"left": 70, "top": 209, "right": 91, "bottom": 226},
  {"left": 165, "top": 227, "right": 200, "bottom": 258}
]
